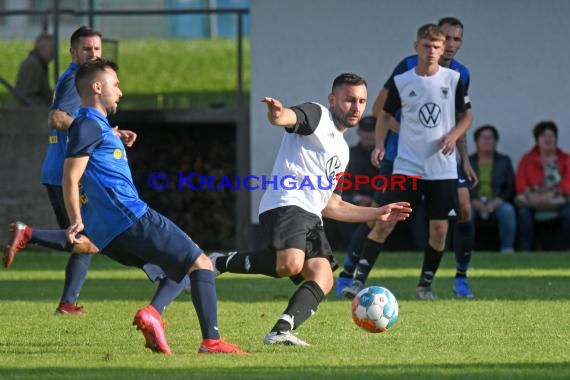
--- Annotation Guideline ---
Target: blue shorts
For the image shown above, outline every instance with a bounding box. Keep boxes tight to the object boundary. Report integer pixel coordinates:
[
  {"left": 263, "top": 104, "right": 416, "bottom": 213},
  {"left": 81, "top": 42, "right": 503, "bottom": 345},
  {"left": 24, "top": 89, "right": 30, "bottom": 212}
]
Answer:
[
  {"left": 103, "top": 208, "right": 202, "bottom": 283},
  {"left": 44, "top": 184, "right": 70, "bottom": 229},
  {"left": 457, "top": 164, "right": 469, "bottom": 188}
]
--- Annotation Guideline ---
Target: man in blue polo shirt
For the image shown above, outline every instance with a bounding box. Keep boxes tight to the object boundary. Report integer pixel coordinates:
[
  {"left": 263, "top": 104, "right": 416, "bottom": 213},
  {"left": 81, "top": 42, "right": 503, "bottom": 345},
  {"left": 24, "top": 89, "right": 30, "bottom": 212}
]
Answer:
[{"left": 62, "top": 58, "right": 246, "bottom": 355}]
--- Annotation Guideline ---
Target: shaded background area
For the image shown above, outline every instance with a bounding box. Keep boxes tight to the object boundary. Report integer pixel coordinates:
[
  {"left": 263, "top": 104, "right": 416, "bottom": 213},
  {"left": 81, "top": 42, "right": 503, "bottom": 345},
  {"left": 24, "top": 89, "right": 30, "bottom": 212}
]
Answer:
[{"left": 127, "top": 122, "right": 237, "bottom": 250}]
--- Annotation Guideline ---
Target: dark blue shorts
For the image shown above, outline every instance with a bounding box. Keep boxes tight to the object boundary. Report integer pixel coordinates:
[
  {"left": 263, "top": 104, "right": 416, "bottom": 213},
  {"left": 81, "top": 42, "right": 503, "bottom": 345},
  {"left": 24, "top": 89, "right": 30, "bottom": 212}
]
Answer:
[
  {"left": 457, "top": 164, "right": 469, "bottom": 188},
  {"left": 44, "top": 184, "right": 70, "bottom": 229},
  {"left": 103, "top": 208, "right": 202, "bottom": 283}
]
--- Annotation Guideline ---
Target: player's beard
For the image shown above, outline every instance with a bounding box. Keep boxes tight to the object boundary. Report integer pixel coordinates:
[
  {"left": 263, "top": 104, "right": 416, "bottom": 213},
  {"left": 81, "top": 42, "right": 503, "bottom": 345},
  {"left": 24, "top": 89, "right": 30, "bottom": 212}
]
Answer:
[
  {"left": 105, "top": 99, "right": 119, "bottom": 115},
  {"left": 331, "top": 106, "right": 359, "bottom": 130}
]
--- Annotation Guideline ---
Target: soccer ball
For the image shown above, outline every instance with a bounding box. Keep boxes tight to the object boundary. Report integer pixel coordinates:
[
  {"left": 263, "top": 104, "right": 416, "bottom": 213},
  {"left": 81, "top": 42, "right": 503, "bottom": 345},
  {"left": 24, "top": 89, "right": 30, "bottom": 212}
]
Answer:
[{"left": 352, "top": 286, "right": 398, "bottom": 333}]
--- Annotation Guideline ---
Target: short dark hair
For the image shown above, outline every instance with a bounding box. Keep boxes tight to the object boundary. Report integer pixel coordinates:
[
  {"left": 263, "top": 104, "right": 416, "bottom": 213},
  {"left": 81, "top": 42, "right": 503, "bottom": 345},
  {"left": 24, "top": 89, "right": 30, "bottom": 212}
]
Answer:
[
  {"left": 75, "top": 58, "right": 119, "bottom": 96},
  {"left": 438, "top": 17, "right": 464, "bottom": 29},
  {"left": 332, "top": 73, "right": 367, "bottom": 92},
  {"left": 533, "top": 121, "right": 558, "bottom": 141},
  {"left": 70, "top": 26, "right": 102, "bottom": 47},
  {"left": 474, "top": 124, "right": 499, "bottom": 142}
]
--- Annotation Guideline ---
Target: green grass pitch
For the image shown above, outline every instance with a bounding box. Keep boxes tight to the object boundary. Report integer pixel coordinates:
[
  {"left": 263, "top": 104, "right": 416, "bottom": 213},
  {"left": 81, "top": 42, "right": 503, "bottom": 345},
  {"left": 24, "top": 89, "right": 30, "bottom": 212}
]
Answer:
[{"left": 0, "top": 251, "right": 569, "bottom": 379}]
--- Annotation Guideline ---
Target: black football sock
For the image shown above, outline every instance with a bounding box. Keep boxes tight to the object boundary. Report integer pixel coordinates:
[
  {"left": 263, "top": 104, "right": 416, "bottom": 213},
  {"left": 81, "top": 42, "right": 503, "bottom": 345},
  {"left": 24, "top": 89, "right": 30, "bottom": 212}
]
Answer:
[
  {"left": 339, "top": 223, "right": 371, "bottom": 278},
  {"left": 224, "top": 248, "right": 279, "bottom": 278},
  {"left": 271, "top": 281, "right": 325, "bottom": 332},
  {"left": 453, "top": 221, "right": 474, "bottom": 278},
  {"left": 418, "top": 244, "right": 445, "bottom": 287},
  {"left": 353, "top": 238, "right": 384, "bottom": 284}
]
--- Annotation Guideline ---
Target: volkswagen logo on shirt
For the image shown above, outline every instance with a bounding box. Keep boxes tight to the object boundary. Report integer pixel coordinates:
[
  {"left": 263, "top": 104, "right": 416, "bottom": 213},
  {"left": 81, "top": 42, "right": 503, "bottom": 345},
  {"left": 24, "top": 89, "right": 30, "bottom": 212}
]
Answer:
[
  {"left": 419, "top": 103, "right": 441, "bottom": 128},
  {"left": 325, "top": 155, "right": 342, "bottom": 185}
]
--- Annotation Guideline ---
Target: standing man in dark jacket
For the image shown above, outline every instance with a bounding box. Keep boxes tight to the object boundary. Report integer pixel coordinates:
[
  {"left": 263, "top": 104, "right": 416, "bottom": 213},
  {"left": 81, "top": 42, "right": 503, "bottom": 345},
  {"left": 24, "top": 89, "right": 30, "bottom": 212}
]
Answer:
[{"left": 15, "top": 33, "right": 55, "bottom": 106}]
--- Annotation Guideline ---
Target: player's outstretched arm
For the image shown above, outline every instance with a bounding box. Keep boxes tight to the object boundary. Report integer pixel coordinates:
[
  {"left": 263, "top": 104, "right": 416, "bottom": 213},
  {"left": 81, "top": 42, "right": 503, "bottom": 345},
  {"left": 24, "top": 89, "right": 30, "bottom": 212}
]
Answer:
[
  {"left": 376, "top": 202, "right": 413, "bottom": 222},
  {"left": 262, "top": 97, "right": 298, "bottom": 128},
  {"left": 322, "top": 194, "right": 411, "bottom": 223}
]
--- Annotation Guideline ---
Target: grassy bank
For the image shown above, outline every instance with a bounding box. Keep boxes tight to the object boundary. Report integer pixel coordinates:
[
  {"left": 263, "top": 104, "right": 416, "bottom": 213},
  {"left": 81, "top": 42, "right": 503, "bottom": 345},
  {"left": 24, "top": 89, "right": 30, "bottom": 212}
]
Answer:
[{"left": 0, "top": 38, "right": 250, "bottom": 108}]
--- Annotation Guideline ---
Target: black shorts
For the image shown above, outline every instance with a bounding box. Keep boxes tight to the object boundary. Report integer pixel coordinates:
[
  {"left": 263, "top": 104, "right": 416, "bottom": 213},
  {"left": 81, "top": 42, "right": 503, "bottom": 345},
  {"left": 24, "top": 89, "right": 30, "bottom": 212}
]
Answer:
[
  {"left": 259, "top": 205, "right": 337, "bottom": 271},
  {"left": 379, "top": 177, "right": 459, "bottom": 220},
  {"left": 373, "top": 159, "right": 394, "bottom": 205}
]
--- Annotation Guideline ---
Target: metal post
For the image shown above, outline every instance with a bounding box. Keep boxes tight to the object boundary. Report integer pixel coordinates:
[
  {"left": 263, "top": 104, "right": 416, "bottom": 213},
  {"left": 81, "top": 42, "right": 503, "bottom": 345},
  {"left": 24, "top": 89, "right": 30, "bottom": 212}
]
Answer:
[
  {"left": 236, "top": 10, "right": 243, "bottom": 105},
  {"left": 208, "top": 0, "right": 217, "bottom": 38},
  {"left": 88, "top": 0, "right": 95, "bottom": 27},
  {"left": 42, "top": 13, "right": 48, "bottom": 32},
  {"left": 52, "top": 0, "right": 60, "bottom": 85}
]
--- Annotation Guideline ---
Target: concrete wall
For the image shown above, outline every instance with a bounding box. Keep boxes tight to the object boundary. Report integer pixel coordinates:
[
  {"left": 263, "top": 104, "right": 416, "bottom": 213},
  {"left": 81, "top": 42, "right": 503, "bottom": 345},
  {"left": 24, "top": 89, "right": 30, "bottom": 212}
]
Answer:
[
  {"left": 249, "top": 0, "right": 570, "bottom": 222},
  {"left": 0, "top": 107, "right": 252, "bottom": 250},
  {"left": 0, "top": 108, "right": 58, "bottom": 244}
]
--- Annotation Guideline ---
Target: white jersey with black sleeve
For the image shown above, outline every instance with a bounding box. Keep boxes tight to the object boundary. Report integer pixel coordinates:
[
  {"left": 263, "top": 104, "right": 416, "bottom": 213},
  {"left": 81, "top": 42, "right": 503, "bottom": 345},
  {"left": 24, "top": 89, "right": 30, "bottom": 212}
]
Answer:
[
  {"left": 384, "top": 66, "right": 471, "bottom": 180},
  {"left": 259, "top": 102, "right": 349, "bottom": 218}
]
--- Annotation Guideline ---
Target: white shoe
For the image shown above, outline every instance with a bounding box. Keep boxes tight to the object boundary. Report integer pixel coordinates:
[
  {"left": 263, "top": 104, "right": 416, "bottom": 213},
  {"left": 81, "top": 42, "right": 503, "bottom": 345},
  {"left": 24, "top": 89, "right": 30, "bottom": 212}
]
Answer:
[
  {"left": 208, "top": 252, "right": 226, "bottom": 276},
  {"left": 263, "top": 331, "right": 310, "bottom": 346}
]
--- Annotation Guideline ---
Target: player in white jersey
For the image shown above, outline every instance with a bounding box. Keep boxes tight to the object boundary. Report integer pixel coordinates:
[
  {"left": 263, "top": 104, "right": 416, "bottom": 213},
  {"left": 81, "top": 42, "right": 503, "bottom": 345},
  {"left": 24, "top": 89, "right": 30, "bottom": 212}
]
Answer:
[
  {"left": 210, "top": 73, "right": 411, "bottom": 346},
  {"left": 345, "top": 24, "right": 472, "bottom": 301},
  {"left": 341, "top": 17, "right": 478, "bottom": 300}
]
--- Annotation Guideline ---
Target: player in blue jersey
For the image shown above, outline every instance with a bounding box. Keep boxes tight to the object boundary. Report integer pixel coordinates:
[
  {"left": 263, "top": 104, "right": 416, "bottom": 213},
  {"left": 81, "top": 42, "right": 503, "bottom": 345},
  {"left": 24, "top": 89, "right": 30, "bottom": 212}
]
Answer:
[
  {"left": 339, "top": 17, "right": 478, "bottom": 300},
  {"left": 3, "top": 27, "right": 138, "bottom": 315},
  {"left": 5, "top": 40, "right": 199, "bottom": 351},
  {"left": 61, "top": 58, "right": 246, "bottom": 354}
]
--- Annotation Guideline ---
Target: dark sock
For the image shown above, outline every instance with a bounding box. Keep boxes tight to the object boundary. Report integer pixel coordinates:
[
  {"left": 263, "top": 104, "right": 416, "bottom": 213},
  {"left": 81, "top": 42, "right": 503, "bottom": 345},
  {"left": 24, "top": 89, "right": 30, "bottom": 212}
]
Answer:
[
  {"left": 151, "top": 275, "right": 189, "bottom": 315},
  {"left": 453, "top": 221, "right": 474, "bottom": 278},
  {"left": 353, "top": 238, "right": 384, "bottom": 284},
  {"left": 30, "top": 229, "right": 73, "bottom": 252},
  {"left": 224, "top": 248, "right": 278, "bottom": 277},
  {"left": 340, "top": 223, "right": 371, "bottom": 278},
  {"left": 189, "top": 269, "right": 220, "bottom": 340},
  {"left": 60, "top": 253, "right": 92, "bottom": 304},
  {"left": 418, "top": 244, "right": 445, "bottom": 287},
  {"left": 271, "top": 281, "right": 325, "bottom": 333}
]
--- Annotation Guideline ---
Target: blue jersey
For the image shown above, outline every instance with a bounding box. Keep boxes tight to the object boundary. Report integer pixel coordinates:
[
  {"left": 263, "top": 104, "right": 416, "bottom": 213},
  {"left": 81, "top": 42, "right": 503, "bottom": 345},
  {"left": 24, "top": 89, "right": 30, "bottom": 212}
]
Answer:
[
  {"left": 382, "top": 55, "right": 470, "bottom": 162},
  {"left": 66, "top": 107, "right": 148, "bottom": 250},
  {"left": 41, "top": 63, "right": 81, "bottom": 185}
]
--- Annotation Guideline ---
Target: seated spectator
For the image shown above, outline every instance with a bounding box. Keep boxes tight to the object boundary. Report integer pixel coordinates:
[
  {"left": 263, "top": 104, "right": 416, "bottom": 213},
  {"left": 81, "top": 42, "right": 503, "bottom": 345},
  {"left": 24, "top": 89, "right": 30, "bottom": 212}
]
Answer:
[
  {"left": 514, "top": 121, "right": 570, "bottom": 251},
  {"left": 15, "top": 33, "right": 54, "bottom": 106},
  {"left": 469, "top": 125, "right": 516, "bottom": 253}
]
